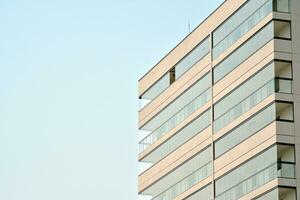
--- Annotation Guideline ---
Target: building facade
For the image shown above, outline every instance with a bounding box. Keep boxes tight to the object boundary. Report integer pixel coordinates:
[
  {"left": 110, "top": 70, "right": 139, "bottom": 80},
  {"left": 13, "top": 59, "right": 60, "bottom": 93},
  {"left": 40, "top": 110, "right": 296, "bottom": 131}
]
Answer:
[{"left": 138, "top": 0, "right": 300, "bottom": 199}]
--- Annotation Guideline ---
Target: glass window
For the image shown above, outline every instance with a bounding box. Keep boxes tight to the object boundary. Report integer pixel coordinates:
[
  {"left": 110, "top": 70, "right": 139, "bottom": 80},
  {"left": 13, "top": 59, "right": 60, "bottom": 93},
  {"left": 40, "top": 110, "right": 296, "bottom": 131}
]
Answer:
[
  {"left": 213, "top": 0, "right": 270, "bottom": 47},
  {"left": 213, "top": 22, "right": 274, "bottom": 83},
  {"left": 215, "top": 146, "right": 277, "bottom": 199},
  {"left": 185, "top": 184, "right": 212, "bottom": 200},
  {"left": 153, "top": 162, "right": 212, "bottom": 200},
  {"left": 213, "top": 62, "right": 275, "bottom": 133},
  {"left": 140, "top": 73, "right": 211, "bottom": 152},
  {"left": 141, "top": 72, "right": 170, "bottom": 101},
  {"left": 213, "top": 0, "right": 291, "bottom": 60},
  {"left": 141, "top": 109, "right": 211, "bottom": 164},
  {"left": 142, "top": 146, "right": 212, "bottom": 199},
  {"left": 214, "top": 62, "right": 274, "bottom": 119},
  {"left": 140, "top": 36, "right": 210, "bottom": 110},
  {"left": 213, "top": 0, "right": 272, "bottom": 59},
  {"left": 214, "top": 103, "right": 276, "bottom": 158},
  {"left": 215, "top": 145, "right": 296, "bottom": 200},
  {"left": 214, "top": 80, "right": 274, "bottom": 132},
  {"left": 140, "top": 68, "right": 177, "bottom": 110},
  {"left": 175, "top": 37, "right": 210, "bottom": 78},
  {"left": 275, "top": 61, "right": 293, "bottom": 93}
]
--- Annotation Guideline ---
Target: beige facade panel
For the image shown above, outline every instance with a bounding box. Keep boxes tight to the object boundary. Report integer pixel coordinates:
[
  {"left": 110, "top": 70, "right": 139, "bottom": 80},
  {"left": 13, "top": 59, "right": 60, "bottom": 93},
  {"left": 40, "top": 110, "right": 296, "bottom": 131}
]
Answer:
[
  {"left": 139, "top": 56, "right": 210, "bottom": 127},
  {"left": 278, "top": 178, "right": 297, "bottom": 187},
  {"left": 275, "top": 93, "right": 294, "bottom": 102},
  {"left": 276, "top": 134, "right": 295, "bottom": 144},
  {"left": 138, "top": 0, "right": 247, "bottom": 96}
]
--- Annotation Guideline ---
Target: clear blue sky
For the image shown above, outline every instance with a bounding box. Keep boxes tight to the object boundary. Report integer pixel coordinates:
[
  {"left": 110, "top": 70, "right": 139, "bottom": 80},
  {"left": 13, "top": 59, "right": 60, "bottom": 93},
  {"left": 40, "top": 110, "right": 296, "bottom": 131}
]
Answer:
[{"left": 0, "top": 0, "right": 223, "bottom": 199}]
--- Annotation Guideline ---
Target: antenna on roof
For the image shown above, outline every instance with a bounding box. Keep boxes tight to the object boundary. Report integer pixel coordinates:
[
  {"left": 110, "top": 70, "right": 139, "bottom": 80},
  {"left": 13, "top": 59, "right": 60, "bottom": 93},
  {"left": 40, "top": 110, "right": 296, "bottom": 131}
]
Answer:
[{"left": 188, "top": 19, "right": 191, "bottom": 33}]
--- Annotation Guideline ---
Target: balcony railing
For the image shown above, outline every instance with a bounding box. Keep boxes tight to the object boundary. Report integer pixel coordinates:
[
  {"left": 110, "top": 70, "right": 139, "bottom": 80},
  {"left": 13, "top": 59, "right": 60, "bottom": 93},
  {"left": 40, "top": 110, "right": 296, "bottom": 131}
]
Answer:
[{"left": 139, "top": 88, "right": 210, "bottom": 153}]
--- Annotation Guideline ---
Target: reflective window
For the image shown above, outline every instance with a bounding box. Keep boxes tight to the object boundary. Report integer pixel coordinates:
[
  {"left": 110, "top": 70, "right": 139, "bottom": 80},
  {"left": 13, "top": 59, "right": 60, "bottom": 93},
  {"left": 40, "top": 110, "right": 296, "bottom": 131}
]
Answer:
[
  {"left": 140, "top": 73, "right": 211, "bottom": 152},
  {"left": 143, "top": 147, "right": 212, "bottom": 199},
  {"left": 213, "top": 59, "right": 293, "bottom": 133},
  {"left": 140, "top": 37, "right": 210, "bottom": 111},
  {"left": 175, "top": 37, "right": 210, "bottom": 78},
  {"left": 214, "top": 62, "right": 275, "bottom": 133},
  {"left": 213, "top": 0, "right": 291, "bottom": 60},
  {"left": 141, "top": 109, "right": 210, "bottom": 165},
  {"left": 185, "top": 184, "right": 212, "bottom": 200},
  {"left": 214, "top": 22, "right": 274, "bottom": 83},
  {"left": 141, "top": 72, "right": 170, "bottom": 103},
  {"left": 277, "top": 144, "right": 296, "bottom": 179},
  {"left": 213, "top": 0, "right": 272, "bottom": 59},
  {"left": 215, "top": 146, "right": 277, "bottom": 198},
  {"left": 215, "top": 145, "right": 296, "bottom": 200},
  {"left": 275, "top": 60, "right": 293, "bottom": 93},
  {"left": 214, "top": 62, "right": 274, "bottom": 119},
  {"left": 214, "top": 79, "right": 274, "bottom": 132},
  {"left": 213, "top": 0, "right": 270, "bottom": 48},
  {"left": 153, "top": 162, "right": 211, "bottom": 200},
  {"left": 214, "top": 103, "right": 276, "bottom": 158}
]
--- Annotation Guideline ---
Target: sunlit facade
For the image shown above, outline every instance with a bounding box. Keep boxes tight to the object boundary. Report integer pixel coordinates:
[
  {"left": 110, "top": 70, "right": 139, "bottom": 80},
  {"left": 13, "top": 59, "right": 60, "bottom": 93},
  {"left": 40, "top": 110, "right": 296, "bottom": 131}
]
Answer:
[{"left": 138, "top": 0, "right": 299, "bottom": 199}]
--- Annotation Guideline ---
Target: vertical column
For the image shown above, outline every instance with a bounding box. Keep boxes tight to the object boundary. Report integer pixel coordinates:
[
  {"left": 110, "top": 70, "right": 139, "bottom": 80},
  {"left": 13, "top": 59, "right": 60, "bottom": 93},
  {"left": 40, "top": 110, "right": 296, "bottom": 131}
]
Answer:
[{"left": 209, "top": 33, "right": 215, "bottom": 200}]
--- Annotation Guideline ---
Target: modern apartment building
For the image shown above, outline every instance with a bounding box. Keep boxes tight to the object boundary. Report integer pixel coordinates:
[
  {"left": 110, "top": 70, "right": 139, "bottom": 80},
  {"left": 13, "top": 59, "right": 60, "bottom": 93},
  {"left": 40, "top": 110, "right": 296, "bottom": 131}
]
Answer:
[{"left": 138, "top": 0, "right": 299, "bottom": 199}]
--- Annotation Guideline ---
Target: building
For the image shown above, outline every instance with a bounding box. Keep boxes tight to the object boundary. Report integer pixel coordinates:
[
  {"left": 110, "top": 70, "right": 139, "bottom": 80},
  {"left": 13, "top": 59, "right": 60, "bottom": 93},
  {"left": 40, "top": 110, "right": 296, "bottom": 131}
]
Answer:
[{"left": 138, "top": 0, "right": 300, "bottom": 199}]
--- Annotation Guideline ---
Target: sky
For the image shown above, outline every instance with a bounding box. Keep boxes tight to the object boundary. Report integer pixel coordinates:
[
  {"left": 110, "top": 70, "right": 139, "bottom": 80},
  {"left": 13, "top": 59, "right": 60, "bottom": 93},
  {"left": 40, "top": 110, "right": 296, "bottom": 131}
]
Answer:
[{"left": 0, "top": 0, "right": 223, "bottom": 199}]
